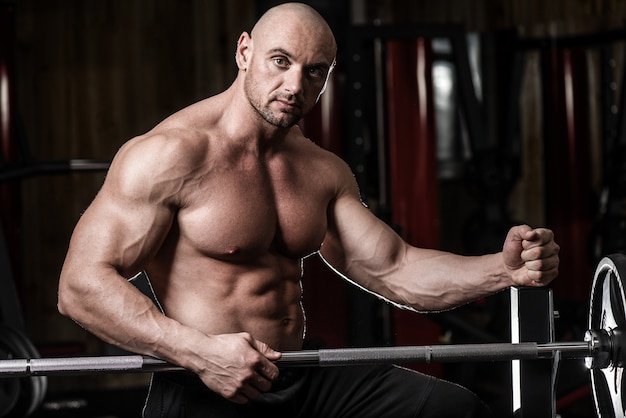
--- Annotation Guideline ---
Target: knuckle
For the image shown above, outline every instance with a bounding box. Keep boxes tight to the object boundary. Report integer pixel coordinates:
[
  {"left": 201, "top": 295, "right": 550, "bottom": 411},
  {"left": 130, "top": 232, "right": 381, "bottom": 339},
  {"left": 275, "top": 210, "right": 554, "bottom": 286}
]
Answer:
[
  {"left": 268, "top": 366, "right": 279, "bottom": 380},
  {"left": 223, "top": 386, "right": 239, "bottom": 399},
  {"left": 238, "top": 331, "right": 253, "bottom": 341},
  {"left": 241, "top": 369, "right": 256, "bottom": 382}
]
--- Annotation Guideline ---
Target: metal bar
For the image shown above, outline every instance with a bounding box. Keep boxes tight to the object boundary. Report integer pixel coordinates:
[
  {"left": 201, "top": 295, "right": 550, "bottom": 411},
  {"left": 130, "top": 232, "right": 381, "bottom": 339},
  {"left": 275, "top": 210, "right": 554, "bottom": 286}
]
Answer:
[
  {"left": 31, "top": 355, "right": 145, "bottom": 375},
  {"left": 0, "top": 159, "right": 110, "bottom": 181},
  {"left": 0, "top": 340, "right": 593, "bottom": 378},
  {"left": 536, "top": 341, "right": 591, "bottom": 357},
  {"left": 315, "top": 341, "right": 591, "bottom": 366},
  {"left": 511, "top": 287, "right": 557, "bottom": 418}
]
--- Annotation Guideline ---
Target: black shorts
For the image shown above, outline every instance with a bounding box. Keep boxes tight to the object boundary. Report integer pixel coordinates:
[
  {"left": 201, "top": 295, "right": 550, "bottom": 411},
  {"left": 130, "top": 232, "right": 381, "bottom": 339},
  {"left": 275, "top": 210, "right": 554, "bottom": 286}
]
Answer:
[{"left": 142, "top": 364, "right": 493, "bottom": 418}]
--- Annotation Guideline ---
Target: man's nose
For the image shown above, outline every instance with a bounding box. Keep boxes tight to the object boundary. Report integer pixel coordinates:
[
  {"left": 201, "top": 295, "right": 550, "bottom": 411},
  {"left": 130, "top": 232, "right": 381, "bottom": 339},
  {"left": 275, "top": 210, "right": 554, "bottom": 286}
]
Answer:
[{"left": 283, "top": 68, "right": 304, "bottom": 95}]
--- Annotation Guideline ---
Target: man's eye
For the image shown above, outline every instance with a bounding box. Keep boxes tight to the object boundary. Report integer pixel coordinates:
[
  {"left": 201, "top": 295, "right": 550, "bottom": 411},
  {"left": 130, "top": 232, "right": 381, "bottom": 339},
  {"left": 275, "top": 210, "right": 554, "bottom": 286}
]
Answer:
[
  {"left": 274, "top": 58, "right": 288, "bottom": 67},
  {"left": 309, "top": 67, "right": 325, "bottom": 79}
]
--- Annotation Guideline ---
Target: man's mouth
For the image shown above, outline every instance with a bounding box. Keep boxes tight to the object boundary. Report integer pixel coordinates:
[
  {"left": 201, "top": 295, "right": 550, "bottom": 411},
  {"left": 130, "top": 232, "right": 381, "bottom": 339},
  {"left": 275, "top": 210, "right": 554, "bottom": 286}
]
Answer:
[{"left": 274, "top": 96, "right": 301, "bottom": 110}]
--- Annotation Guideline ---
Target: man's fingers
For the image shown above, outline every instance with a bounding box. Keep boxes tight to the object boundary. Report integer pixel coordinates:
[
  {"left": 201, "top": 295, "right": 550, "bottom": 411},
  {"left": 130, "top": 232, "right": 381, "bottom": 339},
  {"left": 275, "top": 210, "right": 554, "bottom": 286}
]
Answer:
[
  {"left": 199, "top": 333, "right": 283, "bottom": 404},
  {"left": 239, "top": 379, "right": 264, "bottom": 401},
  {"left": 254, "top": 374, "right": 274, "bottom": 392},
  {"left": 242, "top": 369, "right": 276, "bottom": 400},
  {"left": 523, "top": 256, "right": 558, "bottom": 271},
  {"left": 220, "top": 370, "right": 272, "bottom": 404},
  {"left": 251, "top": 338, "right": 282, "bottom": 360},
  {"left": 256, "top": 359, "right": 280, "bottom": 381},
  {"left": 248, "top": 338, "right": 281, "bottom": 381}
]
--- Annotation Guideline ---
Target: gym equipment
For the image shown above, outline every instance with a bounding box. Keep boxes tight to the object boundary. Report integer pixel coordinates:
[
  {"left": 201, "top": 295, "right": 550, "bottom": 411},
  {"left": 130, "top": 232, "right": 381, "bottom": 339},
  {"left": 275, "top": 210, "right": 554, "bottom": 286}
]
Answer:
[{"left": 0, "top": 254, "right": 625, "bottom": 417}]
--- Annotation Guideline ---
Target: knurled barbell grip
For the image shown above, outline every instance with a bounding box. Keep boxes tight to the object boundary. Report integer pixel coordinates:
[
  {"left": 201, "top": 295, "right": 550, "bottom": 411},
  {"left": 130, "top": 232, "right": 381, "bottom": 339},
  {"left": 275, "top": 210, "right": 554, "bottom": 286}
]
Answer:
[
  {"left": 32, "top": 355, "right": 146, "bottom": 375},
  {"left": 278, "top": 341, "right": 593, "bottom": 367},
  {"left": 315, "top": 342, "right": 542, "bottom": 366}
]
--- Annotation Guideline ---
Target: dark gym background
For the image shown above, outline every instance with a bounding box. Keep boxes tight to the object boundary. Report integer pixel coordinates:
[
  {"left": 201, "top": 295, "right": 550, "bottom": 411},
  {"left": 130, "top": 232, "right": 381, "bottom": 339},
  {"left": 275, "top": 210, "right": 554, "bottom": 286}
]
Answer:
[{"left": 2, "top": 0, "right": 626, "bottom": 416}]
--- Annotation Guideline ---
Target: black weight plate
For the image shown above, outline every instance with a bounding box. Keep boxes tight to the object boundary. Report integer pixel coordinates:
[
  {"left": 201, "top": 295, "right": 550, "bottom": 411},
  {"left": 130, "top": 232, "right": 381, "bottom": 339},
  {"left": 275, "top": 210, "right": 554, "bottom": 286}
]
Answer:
[{"left": 589, "top": 254, "right": 626, "bottom": 418}]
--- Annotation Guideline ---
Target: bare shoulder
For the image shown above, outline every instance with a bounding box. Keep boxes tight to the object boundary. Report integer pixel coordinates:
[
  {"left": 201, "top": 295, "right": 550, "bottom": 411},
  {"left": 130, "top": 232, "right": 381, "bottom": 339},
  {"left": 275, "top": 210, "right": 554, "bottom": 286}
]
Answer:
[
  {"left": 103, "top": 126, "right": 210, "bottom": 205},
  {"left": 109, "top": 96, "right": 224, "bottom": 182},
  {"left": 291, "top": 133, "right": 359, "bottom": 196},
  {"left": 115, "top": 127, "right": 208, "bottom": 171}
]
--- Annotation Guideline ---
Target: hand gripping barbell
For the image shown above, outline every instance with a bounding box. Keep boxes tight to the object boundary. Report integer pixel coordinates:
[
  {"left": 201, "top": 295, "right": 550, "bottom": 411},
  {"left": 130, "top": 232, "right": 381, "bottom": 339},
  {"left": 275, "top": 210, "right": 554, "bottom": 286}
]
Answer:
[{"left": 2, "top": 254, "right": 626, "bottom": 417}]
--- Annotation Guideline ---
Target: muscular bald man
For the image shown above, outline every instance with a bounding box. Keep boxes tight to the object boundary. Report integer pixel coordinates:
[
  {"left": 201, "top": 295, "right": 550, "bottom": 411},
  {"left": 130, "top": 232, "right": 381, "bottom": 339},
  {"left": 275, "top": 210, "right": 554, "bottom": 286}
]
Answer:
[{"left": 58, "top": 3, "right": 559, "bottom": 417}]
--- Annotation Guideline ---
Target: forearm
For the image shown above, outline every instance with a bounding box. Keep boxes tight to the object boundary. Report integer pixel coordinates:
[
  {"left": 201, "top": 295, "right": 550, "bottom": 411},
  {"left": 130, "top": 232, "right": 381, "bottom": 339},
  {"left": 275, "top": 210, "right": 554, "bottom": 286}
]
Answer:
[
  {"left": 343, "top": 247, "right": 515, "bottom": 312},
  {"left": 58, "top": 264, "right": 283, "bottom": 402},
  {"left": 57, "top": 265, "right": 206, "bottom": 371},
  {"left": 395, "top": 249, "right": 514, "bottom": 311}
]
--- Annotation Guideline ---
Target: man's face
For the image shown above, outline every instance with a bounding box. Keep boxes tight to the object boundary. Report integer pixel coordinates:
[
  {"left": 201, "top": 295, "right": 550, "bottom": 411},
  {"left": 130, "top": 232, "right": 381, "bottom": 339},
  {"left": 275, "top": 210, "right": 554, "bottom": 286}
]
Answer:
[{"left": 241, "top": 25, "right": 335, "bottom": 128}]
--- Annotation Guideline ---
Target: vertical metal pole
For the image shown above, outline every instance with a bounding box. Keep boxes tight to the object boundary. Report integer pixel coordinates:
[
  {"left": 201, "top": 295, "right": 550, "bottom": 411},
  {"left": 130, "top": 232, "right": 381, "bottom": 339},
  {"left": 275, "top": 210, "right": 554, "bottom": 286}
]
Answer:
[
  {"left": 343, "top": 26, "right": 386, "bottom": 348},
  {"left": 511, "top": 287, "right": 557, "bottom": 418}
]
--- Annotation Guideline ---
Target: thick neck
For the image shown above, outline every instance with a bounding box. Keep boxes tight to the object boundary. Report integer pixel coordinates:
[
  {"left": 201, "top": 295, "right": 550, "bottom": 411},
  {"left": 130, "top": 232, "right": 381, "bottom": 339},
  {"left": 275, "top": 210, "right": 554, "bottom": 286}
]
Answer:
[{"left": 219, "top": 76, "right": 295, "bottom": 148}]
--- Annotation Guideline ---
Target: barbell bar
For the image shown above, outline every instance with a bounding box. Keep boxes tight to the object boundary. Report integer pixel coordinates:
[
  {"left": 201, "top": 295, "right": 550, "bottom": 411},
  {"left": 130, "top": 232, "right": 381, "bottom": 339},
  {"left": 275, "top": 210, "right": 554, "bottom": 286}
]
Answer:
[{"left": 0, "top": 329, "right": 612, "bottom": 378}]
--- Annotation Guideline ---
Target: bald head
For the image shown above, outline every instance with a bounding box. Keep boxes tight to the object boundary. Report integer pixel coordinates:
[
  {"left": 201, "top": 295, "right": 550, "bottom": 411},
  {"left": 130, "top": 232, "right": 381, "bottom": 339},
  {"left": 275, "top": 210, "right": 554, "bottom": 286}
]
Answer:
[
  {"left": 235, "top": 2, "right": 337, "bottom": 128},
  {"left": 251, "top": 2, "right": 337, "bottom": 60}
]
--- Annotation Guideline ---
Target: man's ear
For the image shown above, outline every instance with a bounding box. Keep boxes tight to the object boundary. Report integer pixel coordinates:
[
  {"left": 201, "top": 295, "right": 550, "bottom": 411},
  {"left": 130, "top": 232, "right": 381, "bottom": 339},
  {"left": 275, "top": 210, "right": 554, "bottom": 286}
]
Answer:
[{"left": 235, "top": 32, "right": 252, "bottom": 70}]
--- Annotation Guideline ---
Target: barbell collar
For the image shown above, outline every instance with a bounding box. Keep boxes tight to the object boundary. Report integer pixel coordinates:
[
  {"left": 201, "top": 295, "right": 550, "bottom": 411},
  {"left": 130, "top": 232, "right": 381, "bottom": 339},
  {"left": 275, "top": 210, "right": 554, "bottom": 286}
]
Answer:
[{"left": 537, "top": 341, "right": 594, "bottom": 359}]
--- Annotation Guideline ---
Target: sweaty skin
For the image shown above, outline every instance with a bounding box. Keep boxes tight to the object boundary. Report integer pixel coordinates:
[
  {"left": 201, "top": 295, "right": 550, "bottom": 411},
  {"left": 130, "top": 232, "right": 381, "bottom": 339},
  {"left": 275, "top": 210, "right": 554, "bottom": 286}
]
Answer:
[{"left": 57, "top": 2, "right": 559, "bottom": 405}]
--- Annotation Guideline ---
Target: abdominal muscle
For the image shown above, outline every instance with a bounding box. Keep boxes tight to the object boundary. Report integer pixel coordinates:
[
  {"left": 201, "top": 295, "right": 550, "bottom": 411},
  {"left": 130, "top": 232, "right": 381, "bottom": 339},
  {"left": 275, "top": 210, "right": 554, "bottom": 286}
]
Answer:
[{"left": 145, "top": 251, "right": 307, "bottom": 352}]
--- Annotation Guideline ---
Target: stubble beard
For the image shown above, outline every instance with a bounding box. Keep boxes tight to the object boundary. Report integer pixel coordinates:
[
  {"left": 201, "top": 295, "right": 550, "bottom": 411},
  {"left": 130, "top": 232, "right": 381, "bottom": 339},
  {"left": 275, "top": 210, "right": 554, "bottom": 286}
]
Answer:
[{"left": 244, "top": 80, "right": 303, "bottom": 129}]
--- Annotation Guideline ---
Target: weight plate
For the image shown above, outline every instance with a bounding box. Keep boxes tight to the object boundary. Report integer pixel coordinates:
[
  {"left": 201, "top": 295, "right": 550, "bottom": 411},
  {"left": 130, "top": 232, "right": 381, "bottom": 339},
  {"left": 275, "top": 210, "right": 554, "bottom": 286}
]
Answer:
[{"left": 589, "top": 253, "right": 626, "bottom": 418}]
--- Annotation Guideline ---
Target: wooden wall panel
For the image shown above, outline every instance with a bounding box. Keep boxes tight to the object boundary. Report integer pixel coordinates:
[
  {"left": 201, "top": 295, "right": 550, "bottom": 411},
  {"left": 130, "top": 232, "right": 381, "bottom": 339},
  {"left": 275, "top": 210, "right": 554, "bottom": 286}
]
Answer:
[{"left": 14, "top": 0, "right": 255, "bottom": 391}]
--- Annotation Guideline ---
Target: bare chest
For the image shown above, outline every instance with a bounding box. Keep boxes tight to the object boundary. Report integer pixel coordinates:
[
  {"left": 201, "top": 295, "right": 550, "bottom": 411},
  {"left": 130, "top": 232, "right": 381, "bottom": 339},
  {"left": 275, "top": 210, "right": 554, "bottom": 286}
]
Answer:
[{"left": 177, "top": 161, "right": 330, "bottom": 261}]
